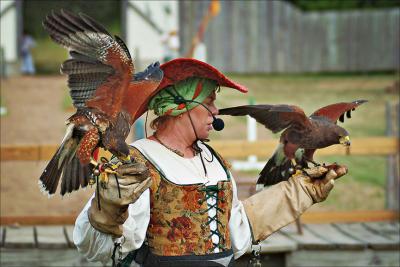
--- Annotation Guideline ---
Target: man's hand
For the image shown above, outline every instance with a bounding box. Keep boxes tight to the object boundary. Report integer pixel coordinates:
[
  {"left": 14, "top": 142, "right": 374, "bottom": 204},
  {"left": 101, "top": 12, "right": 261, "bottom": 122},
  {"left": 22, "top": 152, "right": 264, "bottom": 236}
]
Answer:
[{"left": 88, "top": 161, "right": 151, "bottom": 237}]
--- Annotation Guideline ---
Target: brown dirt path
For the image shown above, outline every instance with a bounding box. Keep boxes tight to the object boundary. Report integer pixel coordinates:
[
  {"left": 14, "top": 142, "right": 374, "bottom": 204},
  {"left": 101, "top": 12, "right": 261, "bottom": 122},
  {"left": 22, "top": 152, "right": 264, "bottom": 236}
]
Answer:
[
  {"left": 1, "top": 76, "right": 69, "bottom": 145},
  {"left": 1, "top": 76, "right": 95, "bottom": 217}
]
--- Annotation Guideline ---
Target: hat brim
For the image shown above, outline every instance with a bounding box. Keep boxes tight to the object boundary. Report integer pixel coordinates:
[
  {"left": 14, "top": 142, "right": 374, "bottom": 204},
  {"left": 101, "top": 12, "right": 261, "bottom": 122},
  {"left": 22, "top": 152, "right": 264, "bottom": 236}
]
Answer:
[{"left": 133, "top": 58, "right": 248, "bottom": 121}]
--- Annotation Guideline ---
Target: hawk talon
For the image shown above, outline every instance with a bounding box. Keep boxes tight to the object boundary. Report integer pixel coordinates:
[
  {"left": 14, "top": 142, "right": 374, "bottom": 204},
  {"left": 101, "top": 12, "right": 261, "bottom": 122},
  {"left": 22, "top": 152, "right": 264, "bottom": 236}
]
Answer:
[
  {"left": 100, "top": 172, "right": 109, "bottom": 189},
  {"left": 120, "top": 155, "right": 131, "bottom": 163},
  {"left": 89, "top": 174, "right": 96, "bottom": 186},
  {"left": 100, "top": 168, "right": 117, "bottom": 185},
  {"left": 91, "top": 162, "right": 121, "bottom": 192},
  {"left": 305, "top": 158, "right": 321, "bottom": 167},
  {"left": 293, "top": 169, "right": 304, "bottom": 177},
  {"left": 289, "top": 158, "right": 303, "bottom": 171},
  {"left": 291, "top": 158, "right": 297, "bottom": 167}
]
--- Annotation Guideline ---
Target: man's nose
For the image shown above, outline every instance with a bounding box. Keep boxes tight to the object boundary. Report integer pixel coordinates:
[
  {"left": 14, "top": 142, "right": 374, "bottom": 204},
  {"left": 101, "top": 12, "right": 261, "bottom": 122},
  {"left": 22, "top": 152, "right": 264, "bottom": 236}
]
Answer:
[{"left": 210, "top": 104, "right": 219, "bottom": 116}]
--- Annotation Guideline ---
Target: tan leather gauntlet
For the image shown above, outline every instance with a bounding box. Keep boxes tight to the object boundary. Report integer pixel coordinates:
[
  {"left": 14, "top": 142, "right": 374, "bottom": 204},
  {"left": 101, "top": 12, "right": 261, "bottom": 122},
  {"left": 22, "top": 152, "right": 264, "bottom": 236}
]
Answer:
[
  {"left": 88, "top": 161, "right": 151, "bottom": 238},
  {"left": 243, "top": 165, "right": 347, "bottom": 243}
]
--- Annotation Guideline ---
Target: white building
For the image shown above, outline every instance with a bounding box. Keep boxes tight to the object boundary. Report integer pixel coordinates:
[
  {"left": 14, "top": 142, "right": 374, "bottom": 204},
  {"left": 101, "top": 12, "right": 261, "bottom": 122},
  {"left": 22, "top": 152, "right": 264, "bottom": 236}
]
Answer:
[
  {"left": 124, "top": 0, "right": 179, "bottom": 69},
  {"left": 0, "top": 0, "right": 20, "bottom": 76}
]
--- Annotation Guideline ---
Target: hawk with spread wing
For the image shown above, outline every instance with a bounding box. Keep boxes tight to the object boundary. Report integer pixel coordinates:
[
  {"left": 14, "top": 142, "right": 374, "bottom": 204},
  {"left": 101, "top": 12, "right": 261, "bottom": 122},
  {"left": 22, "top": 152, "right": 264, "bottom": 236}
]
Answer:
[
  {"left": 219, "top": 100, "right": 367, "bottom": 186},
  {"left": 39, "top": 10, "right": 163, "bottom": 195}
]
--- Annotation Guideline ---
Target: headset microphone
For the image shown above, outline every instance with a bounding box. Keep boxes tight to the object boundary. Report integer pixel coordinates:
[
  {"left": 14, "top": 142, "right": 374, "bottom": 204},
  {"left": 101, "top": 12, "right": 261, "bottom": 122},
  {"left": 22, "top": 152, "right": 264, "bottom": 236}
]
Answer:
[
  {"left": 174, "top": 96, "right": 225, "bottom": 131},
  {"left": 211, "top": 116, "right": 224, "bottom": 131}
]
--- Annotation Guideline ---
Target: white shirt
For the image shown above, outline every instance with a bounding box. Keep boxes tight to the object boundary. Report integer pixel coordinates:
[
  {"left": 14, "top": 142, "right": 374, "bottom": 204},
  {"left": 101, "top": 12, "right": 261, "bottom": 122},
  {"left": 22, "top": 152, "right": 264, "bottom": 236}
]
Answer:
[{"left": 73, "top": 139, "right": 252, "bottom": 264}]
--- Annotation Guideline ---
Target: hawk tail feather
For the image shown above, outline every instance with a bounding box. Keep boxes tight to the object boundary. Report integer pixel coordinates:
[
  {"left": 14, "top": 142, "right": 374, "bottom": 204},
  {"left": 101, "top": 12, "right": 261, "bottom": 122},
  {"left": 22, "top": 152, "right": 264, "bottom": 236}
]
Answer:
[
  {"left": 257, "top": 148, "right": 308, "bottom": 187},
  {"left": 39, "top": 143, "right": 68, "bottom": 195},
  {"left": 257, "top": 153, "right": 287, "bottom": 186},
  {"left": 39, "top": 125, "right": 92, "bottom": 196}
]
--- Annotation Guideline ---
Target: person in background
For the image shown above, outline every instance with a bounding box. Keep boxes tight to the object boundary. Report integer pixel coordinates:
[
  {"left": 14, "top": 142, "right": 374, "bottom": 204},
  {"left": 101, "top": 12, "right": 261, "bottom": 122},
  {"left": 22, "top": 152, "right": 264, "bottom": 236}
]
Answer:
[
  {"left": 73, "top": 58, "right": 347, "bottom": 267},
  {"left": 20, "top": 31, "right": 36, "bottom": 75},
  {"left": 161, "top": 30, "right": 179, "bottom": 63}
]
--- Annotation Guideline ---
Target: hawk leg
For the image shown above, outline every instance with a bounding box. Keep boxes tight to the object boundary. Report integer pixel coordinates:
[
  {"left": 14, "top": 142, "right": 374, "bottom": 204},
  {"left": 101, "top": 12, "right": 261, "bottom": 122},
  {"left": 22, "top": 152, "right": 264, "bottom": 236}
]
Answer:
[
  {"left": 77, "top": 127, "right": 100, "bottom": 164},
  {"left": 290, "top": 158, "right": 303, "bottom": 171}
]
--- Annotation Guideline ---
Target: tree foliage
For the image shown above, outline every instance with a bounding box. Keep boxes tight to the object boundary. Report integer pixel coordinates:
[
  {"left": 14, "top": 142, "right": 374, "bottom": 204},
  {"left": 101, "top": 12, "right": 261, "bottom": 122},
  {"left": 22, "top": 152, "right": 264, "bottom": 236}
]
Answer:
[
  {"left": 23, "top": 0, "right": 121, "bottom": 38},
  {"left": 286, "top": 0, "right": 400, "bottom": 11}
]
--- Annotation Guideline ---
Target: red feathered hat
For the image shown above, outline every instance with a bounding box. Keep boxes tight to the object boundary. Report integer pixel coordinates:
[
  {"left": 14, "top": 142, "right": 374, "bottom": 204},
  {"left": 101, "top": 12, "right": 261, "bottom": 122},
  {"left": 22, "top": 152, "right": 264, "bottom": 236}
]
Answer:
[
  {"left": 158, "top": 58, "right": 248, "bottom": 93},
  {"left": 133, "top": 58, "right": 248, "bottom": 121}
]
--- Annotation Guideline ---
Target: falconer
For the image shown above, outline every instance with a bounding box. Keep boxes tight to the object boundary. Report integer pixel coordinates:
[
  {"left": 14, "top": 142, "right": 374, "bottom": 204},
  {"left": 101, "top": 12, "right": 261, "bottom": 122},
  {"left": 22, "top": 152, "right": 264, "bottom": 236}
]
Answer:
[{"left": 73, "top": 58, "right": 347, "bottom": 267}]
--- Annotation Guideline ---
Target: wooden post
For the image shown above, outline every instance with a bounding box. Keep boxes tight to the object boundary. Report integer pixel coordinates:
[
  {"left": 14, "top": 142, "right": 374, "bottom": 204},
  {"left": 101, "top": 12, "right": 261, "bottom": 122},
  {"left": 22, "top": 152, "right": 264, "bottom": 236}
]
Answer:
[
  {"left": 120, "top": 0, "right": 128, "bottom": 41},
  {"left": 385, "top": 101, "right": 399, "bottom": 211},
  {"left": 0, "top": 46, "right": 6, "bottom": 79}
]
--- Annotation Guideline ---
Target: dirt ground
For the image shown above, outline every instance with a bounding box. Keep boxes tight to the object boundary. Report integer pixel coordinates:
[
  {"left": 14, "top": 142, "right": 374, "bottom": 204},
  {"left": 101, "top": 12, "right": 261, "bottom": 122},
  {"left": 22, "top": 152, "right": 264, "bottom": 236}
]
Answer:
[
  {"left": 1, "top": 76, "right": 95, "bottom": 217},
  {"left": 1, "top": 76, "right": 70, "bottom": 145}
]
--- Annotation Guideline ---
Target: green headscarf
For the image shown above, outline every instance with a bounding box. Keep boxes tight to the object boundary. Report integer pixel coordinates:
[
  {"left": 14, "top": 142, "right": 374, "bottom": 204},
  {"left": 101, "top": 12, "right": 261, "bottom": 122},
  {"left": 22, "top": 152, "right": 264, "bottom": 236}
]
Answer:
[{"left": 148, "top": 77, "right": 217, "bottom": 116}]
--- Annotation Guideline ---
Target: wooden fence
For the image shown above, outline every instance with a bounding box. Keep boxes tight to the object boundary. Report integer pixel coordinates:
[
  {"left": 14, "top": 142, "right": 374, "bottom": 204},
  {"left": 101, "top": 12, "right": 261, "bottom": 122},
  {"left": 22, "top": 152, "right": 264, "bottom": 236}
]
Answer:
[
  {"left": 386, "top": 102, "right": 400, "bottom": 210},
  {"left": 1, "top": 137, "right": 397, "bottom": 161},
  {"left": 179, "top": 1, "right": 400, "bottom": 73},
  {"left": 1, "top": 137, "right": 398, "bottom": 224}
]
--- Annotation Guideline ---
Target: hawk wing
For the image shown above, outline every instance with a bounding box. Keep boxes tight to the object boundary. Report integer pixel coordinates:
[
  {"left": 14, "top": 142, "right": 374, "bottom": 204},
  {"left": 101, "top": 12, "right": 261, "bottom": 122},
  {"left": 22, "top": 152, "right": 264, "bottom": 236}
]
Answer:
[
  {"left": 43, "top": 10, "right": 134, "bottom": 120},
  {"left": 310, "top": 100, "right": 368, "bottom": 123},
  {"left": 219, "top": 104, "right": 312, "bottom": 133}
]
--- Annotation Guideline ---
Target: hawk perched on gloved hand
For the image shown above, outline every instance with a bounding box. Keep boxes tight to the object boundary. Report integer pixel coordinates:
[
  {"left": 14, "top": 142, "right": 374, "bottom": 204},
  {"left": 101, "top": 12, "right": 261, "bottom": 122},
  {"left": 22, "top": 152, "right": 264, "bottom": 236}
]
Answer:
[
  {"left": 219, "top": 100, "right": 367, "bottom": 186},
  {"left": 39, "top": 10, "right": 163, "bottom": 196}
]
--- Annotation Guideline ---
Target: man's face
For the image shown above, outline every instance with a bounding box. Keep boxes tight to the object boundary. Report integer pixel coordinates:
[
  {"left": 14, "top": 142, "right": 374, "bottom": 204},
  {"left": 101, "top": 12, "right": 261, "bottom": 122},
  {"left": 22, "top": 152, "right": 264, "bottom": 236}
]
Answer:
[{"left": 183, "top": 91, "right": 218, "bottom": 140}]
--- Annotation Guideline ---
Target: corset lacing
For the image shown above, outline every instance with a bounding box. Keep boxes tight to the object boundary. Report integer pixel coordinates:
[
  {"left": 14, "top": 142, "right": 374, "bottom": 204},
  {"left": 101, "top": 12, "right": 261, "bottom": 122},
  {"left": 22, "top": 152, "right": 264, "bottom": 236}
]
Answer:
[{"left": 199, "top": 185, "right": 225, "bottom": 251}]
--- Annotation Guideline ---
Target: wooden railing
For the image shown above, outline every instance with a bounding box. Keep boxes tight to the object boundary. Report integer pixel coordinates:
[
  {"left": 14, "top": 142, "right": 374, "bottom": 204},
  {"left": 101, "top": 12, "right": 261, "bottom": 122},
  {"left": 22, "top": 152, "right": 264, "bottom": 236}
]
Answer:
[
  {"left": 210, "top": 137, "right": 399, "bottom": 159},
  {"left": 1, "top": 137, "right": 398, "bottom": 225},
  {"left": 1, "top": 137, "right": 398, "bottom": 161}
]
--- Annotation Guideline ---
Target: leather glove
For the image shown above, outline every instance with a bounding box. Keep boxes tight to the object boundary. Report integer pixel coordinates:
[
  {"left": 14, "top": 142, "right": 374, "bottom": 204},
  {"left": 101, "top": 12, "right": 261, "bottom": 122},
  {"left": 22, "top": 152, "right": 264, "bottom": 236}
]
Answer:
[
  {"left": 88, "top": 161, "right": 151, "bottom": 238},
  {"left": 243, "top": 164, "right": 347, "bottom": 243}
]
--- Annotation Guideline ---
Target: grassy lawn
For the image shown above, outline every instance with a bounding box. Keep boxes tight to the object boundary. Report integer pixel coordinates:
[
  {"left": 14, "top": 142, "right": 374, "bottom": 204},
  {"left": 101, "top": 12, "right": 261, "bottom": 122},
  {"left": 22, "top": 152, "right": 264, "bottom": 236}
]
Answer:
[
  {"left": 31, "top": 38, "right": 69, "bottom": 74},
  {"left": 213, "top": 73, "right": 398, "bottom": 138},
  {"left": 312, "top": 155, "right": 386, "bottom": 211},
  {"left": 63, "top": 88, "right": 73, "bottom": 111}
]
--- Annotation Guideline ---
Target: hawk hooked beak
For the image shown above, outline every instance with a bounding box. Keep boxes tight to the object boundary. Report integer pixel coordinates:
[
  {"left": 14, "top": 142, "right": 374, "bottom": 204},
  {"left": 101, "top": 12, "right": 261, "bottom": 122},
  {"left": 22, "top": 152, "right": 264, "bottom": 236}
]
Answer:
[{"left": 339, "top": 135, "right": 351, "bottom": 146}]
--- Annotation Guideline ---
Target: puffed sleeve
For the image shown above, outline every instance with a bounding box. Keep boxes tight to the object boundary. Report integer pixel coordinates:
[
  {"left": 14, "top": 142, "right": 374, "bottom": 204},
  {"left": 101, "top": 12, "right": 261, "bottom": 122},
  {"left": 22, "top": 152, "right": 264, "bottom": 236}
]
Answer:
[
  {"left": 228, "top": 176, "right": 252, "bottom": 259},
  {"left": 73, "top": 189, "right": 151, "bottom": 264}
]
